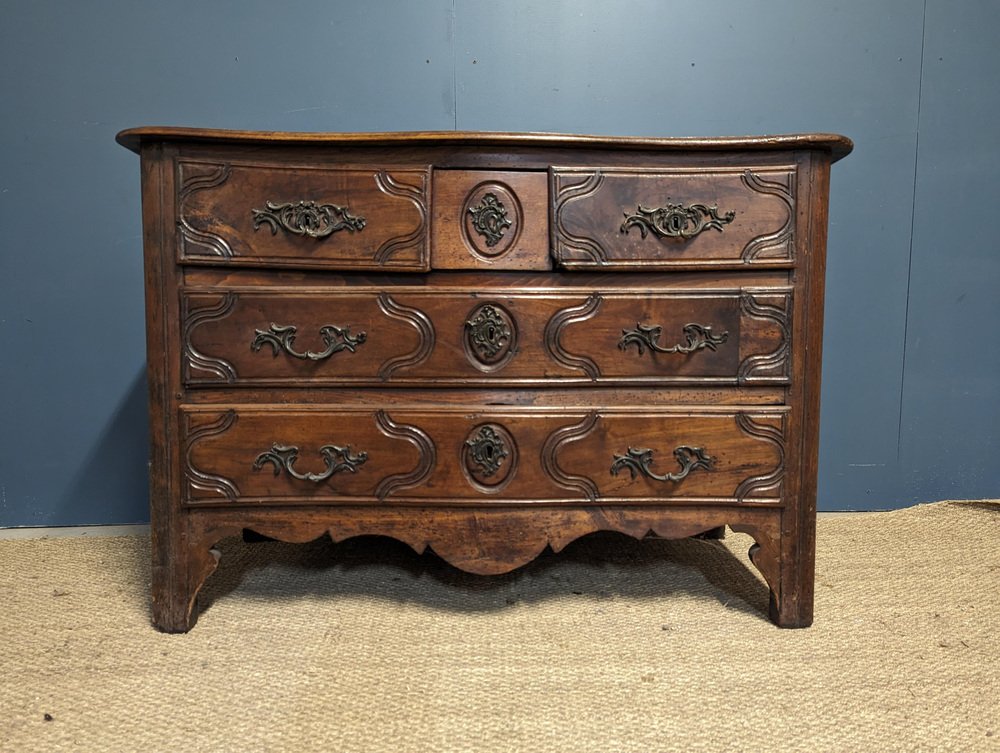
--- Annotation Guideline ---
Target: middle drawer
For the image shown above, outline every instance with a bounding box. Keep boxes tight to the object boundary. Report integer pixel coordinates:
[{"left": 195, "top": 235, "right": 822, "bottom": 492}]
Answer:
[{"left": 182, "top": 286, "right": 790, "bottom": 386}]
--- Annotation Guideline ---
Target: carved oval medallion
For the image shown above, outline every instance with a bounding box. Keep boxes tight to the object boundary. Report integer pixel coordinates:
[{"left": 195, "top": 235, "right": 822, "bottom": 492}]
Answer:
[
  {"left": 462, "top": 423, "right": 518, "bottom": 493},
  {"left": 463, "top": 303, "right": 517, "bottom": 371},
  {"left": 461, "top": 183, "right": 523, "bottom": 259}
]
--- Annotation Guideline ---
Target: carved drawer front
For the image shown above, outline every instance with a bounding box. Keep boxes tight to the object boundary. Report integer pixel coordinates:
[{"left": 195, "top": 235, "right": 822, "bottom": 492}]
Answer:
[
  {"left": 431, "top": 170, "right": 551, "bottom": 270},
  {"left": 542, "top": 289, "right": 790, "bottom": 384},
  {"left": 551, "top": 166, "right": 796, "bottom": 269},
  {"left": 182, "top": 406, "right": 787, "bottom": 506},
  {"left": 182, "top": 290, "right": 433, "bottom": 385},
  {"left": 176, "top": 160, "right": 429, "bottom": 270},
  {"left": 182, "top": 288, "right": 790, "bottom": 386}
]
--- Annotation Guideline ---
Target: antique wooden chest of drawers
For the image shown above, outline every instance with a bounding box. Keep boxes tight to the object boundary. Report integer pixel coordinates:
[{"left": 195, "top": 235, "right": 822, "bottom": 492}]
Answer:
[{"left": 117, "top": 127, "right": 852, "bottom": 631}]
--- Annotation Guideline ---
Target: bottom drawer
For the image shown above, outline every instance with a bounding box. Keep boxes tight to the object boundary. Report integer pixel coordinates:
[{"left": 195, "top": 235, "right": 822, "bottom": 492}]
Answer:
[{"left": 182, "top": 406, "right": 788, "bottom": 506}]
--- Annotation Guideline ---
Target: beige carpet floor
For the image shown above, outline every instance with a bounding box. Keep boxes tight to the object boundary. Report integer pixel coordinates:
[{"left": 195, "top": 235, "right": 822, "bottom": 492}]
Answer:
[{"left": 1, "top": 501, "right": 997, "bottom": 753}]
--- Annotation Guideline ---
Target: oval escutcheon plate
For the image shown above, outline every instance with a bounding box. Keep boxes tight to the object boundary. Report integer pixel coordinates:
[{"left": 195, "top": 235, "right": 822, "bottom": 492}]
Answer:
[
  {"left": 462, "top": 423, "right": 518, "bottom": 493},
  {"left": 463, "top": 302, "right": 518, "bottom": 372},
  {"left": 461, "top": 182, "right": 523, "bottom": 260}
]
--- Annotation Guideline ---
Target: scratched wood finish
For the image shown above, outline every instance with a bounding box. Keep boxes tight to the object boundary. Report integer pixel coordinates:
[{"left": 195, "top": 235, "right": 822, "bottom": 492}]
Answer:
[{"left": 119, "top": 128, "right": 851, "bottom": 632}]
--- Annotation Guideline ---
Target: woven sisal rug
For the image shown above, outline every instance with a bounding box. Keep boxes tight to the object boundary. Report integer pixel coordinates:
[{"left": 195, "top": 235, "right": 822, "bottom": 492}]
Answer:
[{"left": 1, "top": 501, "right": 997, "bottom": 752}]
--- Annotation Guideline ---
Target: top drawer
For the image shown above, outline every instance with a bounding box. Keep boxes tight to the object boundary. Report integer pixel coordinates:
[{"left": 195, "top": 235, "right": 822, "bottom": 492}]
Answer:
[
  {"left": 551, "top": 166, "right": 797, "bottom": 270},
  {"left": 176, "top": 160, "right": 430, "bottom": 271}
]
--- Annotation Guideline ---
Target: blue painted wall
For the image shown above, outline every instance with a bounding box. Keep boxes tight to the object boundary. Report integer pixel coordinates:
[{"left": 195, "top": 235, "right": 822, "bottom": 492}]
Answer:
[{"left": 1, "top": 1, "right": 997, "bottom": 526}]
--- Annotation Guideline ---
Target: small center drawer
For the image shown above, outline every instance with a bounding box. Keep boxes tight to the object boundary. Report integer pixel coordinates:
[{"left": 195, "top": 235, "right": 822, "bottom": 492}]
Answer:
[
  {"left": 551, "top": 165, "right": 797, "bottom": 269},
  {"left": 431, "top": 170, "right": 551, "bottom": 270},
  {"left": 176, "top": 159, "right": 430, "bottom": 270}
]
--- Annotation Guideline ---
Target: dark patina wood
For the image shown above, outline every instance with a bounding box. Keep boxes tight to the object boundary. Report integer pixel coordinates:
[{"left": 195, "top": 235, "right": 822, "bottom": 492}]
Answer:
[
  {"left": 180, "top": 283, "right": 789, "bottom": 387},
  {"left": 118, "top": 128, "right": 851, "bottom": 631},
  {"left": 181, "top": 406, "right": 787, "bottom": 506},
  {"left": 176, "top": 160, "right": 430, "bottom": 270}
]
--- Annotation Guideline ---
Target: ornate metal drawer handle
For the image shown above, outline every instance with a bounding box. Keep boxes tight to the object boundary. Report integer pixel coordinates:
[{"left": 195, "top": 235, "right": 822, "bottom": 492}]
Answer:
[
  {"left": 610, "top": 446, "right": 713, "bottom": 483},
  {"left": 253, "top": 444, "right": 368, "bottom": 483},
  {"left": 251, "top": 323, "right": 366, "bottom": 361},
  {"left": 618, "top": 323, "right": 728, "bottom": 355},
  {"left": 620, "top": 202, "right": 735, "bottom": 240},
  {"left": 252, "top": 200, "right": 366, "bottom": 239}
]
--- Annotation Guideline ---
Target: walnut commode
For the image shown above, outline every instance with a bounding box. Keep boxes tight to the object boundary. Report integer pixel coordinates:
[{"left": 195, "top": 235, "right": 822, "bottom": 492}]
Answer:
[{"left": 117, "top": 128, "right": 852, "bottom": 631}]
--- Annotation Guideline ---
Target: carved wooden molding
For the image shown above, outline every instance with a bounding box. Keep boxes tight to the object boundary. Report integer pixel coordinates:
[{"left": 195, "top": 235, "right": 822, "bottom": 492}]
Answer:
[
  {"left": 738, "top": 292, "right": 791, "bottom": 383},
  {"left": 184, "top": 411, "right": 240, "bottom": 502},
  {"left": 543, "top": 294, "right": 603, "bottom": 379},
  {"left": 178, "top": 161, "right": 231, "bottom": 199},
  {"left": 182, "top": 292, "right": 238, "bottom": 382},
  {"left": 166, "top": 506, "right": 785, "bottom": 631},
  {"left": 729, "top": 518, "right": 782, "bottom": 606},
  {"left": 551, "top": 170, "right": 609, "bottom": 263},
  {"left": 177, "top": 162, "right": 234, "bottom": 258},
  {"left": 375, "top": 294, "right": 435, "bottom": 378},
  {"left": 374, "top": 411, "right": 437, "bottom": 501},
  {"left": 373, "top": 170, "right": 428, "bottom": 264},
  {"left": 540, "top": 413, "right": 600, "bottom": 501},
  {"left": 740, "top": 169, "right": 795, "bottom": 261},
  {"left": 733, "top": 413, "right": 786, "bottom": 500},
  {"left": 178, "top": 216, "right": 235, "bottom": 258},
  {"left": 205, "top": 507, "right": 778, "bottom": 580}
]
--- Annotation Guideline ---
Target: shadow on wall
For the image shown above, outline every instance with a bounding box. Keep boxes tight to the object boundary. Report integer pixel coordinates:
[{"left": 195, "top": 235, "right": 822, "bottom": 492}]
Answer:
[{"left": 57, "top": 369, "right": 150, "bottom": 526}]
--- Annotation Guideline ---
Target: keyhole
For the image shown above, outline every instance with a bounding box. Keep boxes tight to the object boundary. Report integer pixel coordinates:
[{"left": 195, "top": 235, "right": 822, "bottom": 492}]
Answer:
[{"left": 667, "top": 212, "right": 685, "bottom": 233}]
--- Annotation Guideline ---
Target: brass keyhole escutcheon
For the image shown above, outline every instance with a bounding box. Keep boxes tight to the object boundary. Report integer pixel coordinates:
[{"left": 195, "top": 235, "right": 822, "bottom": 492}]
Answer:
[
  {"left": 462, "top": 423, "right": 518, "bottom": 493},
  {"left": 461, "top": 182, "right": 523, "bottom": 259},
  {"left": 463, "top": 302, "right": 517, "bottom": 372}
]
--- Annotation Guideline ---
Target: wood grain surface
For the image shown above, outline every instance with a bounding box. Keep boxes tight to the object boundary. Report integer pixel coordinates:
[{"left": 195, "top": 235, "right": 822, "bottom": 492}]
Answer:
[{"left": 123, "top": 130, "right": 848, "bottom": 631}]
